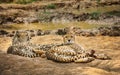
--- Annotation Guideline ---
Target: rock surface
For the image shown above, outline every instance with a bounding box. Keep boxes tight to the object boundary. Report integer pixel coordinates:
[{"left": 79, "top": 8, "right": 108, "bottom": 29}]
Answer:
[
  {"left": 0, "top": 25, "right": 120, "bottom": 37},
  {"left": 0, "top": 51, "right": 120, "bottom": 75}
]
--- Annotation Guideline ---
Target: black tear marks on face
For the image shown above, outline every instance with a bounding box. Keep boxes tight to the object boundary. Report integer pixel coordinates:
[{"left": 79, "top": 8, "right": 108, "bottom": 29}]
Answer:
[
  {"left": 63, "top": 34, "right": 75, "bottom": 44},
  {"left": 14, "top": 30, "right": 31, "bottom": 41}
]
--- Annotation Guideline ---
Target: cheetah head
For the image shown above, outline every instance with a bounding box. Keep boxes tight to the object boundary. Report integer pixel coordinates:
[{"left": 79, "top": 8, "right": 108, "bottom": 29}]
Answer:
[
  {"left": 14, "top": 30, "right": 31, "bottom": 42},
  {"left": 63, "top": 32, "right": 75, "bottom": 45}
]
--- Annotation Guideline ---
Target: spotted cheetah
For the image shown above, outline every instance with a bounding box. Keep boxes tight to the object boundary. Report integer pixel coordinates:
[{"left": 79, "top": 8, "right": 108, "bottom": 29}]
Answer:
[
  {"left": 7, "top": 30, "right": 45, "bottom": 58},
  {"left": 46, "top": 32, "right": 110, "bottom": 63}
]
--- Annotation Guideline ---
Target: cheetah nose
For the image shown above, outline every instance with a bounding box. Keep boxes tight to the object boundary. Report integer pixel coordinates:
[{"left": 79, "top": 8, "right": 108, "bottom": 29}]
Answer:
[{"left": 68, "top": 40, "right": 71, "bottom": 42}]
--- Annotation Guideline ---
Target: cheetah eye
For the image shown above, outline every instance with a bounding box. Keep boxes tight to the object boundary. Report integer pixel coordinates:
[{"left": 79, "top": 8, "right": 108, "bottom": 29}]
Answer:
[
  {"left": 25, "top": 33, "right": 28, "bottom": 36},
  {"left": 65, "top": 36, "right": 68, "bottom": 38},
  {"left": 71, "top": 36, "right": 73, "bottom": 38},
  {"left": 17, "top": 35, "right": 20, "bottom": 38}
]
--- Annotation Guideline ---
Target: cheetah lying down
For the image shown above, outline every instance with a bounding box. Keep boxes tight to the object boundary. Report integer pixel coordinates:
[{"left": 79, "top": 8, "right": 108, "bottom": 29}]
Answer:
[
  {"left": 45, "top": 32, "right": 111, "bottom": 63},
  {"left": 7, "top": 30, "right": 43, "bottom": 58},
  {"left": 7, "top": 30, "right": 110, "bottom": 63}
]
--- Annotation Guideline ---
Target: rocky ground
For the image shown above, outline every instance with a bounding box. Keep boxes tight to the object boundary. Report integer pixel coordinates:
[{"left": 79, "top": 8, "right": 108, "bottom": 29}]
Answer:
[
  {"left": 0, "top": 35, "right": 120, "bottom": 75},
  {"left": 1, "top": 25, "right": 120, "bottom": 37},
  {"left": 0, "top": 0, "right": 120, "bottom": 24}
]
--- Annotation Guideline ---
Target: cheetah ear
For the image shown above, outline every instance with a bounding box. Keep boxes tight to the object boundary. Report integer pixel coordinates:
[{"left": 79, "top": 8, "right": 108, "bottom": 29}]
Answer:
[
  {"left": 16, "top": 30, "right": 19, "bottom": 33},
  {"left": 12, "top": 31, "right": 15, "bottom": 34},
  {"left": 61, "top": 34, "right": 66, "bottom": 37},
  {"left": 14, "top": 30, "right": 19, "bottom": 35},
  {"left": 26, "top": 31, "right": 31, "bottom": 39}
]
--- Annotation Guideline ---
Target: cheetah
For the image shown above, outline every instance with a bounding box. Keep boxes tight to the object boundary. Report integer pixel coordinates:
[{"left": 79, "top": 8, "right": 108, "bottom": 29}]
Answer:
[
  {"left": 46, "top": 32, "right": 110, "bottom": 63},
  {"left": 7, "top": 30, "right": 45, "bottom": 58}
]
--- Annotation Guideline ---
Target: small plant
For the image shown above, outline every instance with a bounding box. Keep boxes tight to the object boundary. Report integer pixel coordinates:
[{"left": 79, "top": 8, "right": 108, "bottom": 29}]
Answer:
[
  {"left": 46, "top": 4, "right": 56, "bottom": 9},
  {"left": 90, "top": 11, "right": 101, "bottom": 20}
]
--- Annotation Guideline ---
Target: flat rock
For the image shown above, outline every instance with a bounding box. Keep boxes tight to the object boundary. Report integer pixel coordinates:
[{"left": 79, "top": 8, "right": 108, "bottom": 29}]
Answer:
[{"left": 0, "top": 51, "right": 119, "bottom": 75}]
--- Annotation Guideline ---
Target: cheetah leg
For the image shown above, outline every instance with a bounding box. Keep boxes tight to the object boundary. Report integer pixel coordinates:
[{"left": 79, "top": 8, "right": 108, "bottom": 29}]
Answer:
[
  {"left": 93, "top": 53, "right": 111, "bottom": 60},
  {"left": 33, "top": 50, "right": 45, "bottom": 56},
  {"left": 74, "top": 57, "right": 94, "bottom": 63},
  {"left": 74, "top": 53, "right": 95, "bottom": 63},
  {"left": 7, "top": 45, "right": 39, "bottom": 58}
]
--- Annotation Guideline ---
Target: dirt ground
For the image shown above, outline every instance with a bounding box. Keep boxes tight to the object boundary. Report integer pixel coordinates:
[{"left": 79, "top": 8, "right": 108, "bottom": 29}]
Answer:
[{"left": 0, "top": 35, "right": 120, "bottom": 75}]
